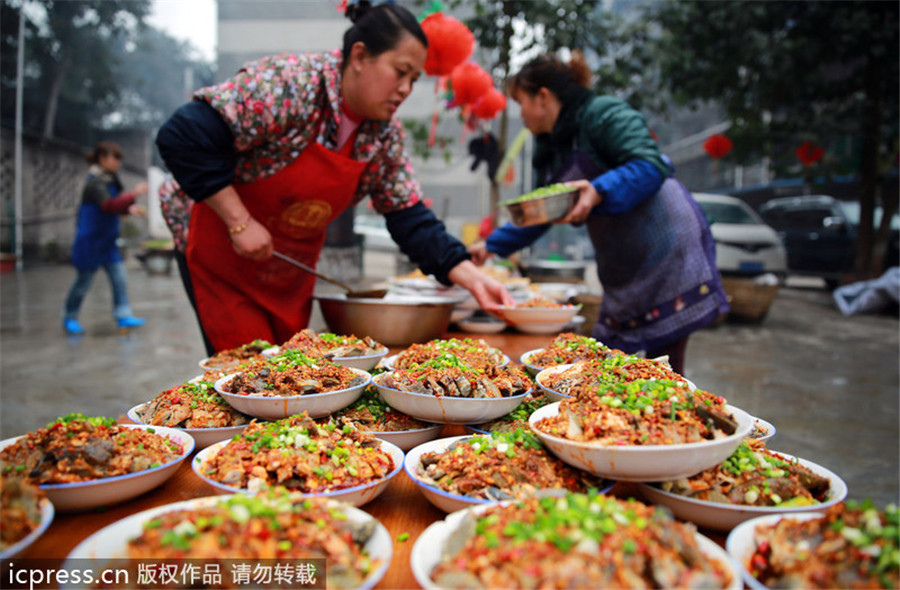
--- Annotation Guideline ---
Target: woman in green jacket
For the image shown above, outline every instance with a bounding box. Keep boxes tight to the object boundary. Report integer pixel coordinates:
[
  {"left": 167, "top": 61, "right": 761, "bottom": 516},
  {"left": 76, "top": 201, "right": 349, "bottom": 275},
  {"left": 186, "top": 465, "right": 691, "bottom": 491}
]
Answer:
[{"left": 471, "top": 53, "right": 728, "bottom": 373}]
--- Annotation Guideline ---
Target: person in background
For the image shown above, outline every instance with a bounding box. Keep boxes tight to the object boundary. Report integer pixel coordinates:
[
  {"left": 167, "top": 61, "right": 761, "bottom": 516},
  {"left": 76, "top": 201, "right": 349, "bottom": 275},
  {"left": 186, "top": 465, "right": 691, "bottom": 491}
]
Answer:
[
  {"left": 155, "top": 1, "right": 513, "bottom": 356},
  {"left": 469, "top": 52, "right": 728, "bottom": 374},
  {"left": 63, "top": 141, "right": 148, "bottom": 335}
]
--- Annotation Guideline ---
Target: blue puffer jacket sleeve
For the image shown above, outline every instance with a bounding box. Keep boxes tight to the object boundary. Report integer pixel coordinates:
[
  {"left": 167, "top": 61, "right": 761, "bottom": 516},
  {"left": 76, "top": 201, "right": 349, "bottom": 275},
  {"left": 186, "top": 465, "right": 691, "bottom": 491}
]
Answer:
[
  {"left": 591, "top": 159, "right": 666, "bottom": 216},
  {"left": 485, "top": 222, "right": 550, "bottom": 258}
]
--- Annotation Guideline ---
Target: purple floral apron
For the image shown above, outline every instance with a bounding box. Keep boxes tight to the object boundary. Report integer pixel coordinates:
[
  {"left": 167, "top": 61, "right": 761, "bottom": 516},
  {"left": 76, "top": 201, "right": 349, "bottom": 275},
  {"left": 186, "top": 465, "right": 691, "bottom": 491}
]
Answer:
[{"left": 549, "top": 148, "right": 728, "bottom": 353}]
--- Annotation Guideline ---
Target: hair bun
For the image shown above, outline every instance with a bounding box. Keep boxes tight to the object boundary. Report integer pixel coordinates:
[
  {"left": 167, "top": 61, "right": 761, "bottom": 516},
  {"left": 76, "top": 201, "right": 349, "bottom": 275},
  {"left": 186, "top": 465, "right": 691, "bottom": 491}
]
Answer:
[{"left": 345, "top": 0, "right": 373, "bottom": 23}]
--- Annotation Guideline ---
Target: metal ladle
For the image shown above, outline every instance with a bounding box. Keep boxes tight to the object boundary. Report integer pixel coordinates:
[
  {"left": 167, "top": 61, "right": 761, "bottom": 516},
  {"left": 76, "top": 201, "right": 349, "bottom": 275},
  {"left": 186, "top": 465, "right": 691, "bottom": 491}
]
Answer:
[{"left": 272, "top": 250, "right": 388, "bottom": 299}]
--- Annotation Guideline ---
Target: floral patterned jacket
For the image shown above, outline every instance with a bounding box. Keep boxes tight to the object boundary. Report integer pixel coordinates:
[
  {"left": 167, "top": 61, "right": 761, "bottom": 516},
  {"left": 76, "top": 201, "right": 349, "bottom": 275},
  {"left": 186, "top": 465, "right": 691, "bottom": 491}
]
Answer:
[{"left": 159, "top": 49, "right": 422, "bottom": 251}]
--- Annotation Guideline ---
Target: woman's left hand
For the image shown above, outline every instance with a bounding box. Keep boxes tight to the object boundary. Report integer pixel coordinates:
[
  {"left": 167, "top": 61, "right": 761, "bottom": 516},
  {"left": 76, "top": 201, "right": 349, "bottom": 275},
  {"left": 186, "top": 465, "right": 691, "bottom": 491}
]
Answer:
[
  {"left": 448, "top": 260, "right": 516, "bottom": 311},
  {"left": 558, "top": 180, "right": 602, "bottom": 225}
]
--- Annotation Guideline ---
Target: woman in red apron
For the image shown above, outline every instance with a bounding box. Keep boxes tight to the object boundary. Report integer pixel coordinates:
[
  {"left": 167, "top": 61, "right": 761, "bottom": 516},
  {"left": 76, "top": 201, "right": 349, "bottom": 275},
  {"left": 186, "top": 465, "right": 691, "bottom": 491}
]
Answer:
[{"left": 156, "top": 2, "right": 513, "bottom": 354}]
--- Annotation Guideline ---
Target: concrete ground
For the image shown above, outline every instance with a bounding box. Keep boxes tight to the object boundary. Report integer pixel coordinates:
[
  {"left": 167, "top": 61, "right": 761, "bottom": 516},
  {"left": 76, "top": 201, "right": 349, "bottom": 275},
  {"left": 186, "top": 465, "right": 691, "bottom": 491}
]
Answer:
[{"left": 1, "top": 254, "right": 898, "bottom": 509}]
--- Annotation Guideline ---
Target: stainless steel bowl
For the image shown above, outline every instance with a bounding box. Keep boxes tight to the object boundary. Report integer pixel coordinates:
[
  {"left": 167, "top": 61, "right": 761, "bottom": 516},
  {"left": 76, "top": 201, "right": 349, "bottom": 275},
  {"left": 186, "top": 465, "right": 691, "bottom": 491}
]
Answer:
[
  {"left": 316, "top": 294, "right": 455, "bottom": 347},
  {"left": 502, "top": 189, "right": 578, "bottom": 227}
]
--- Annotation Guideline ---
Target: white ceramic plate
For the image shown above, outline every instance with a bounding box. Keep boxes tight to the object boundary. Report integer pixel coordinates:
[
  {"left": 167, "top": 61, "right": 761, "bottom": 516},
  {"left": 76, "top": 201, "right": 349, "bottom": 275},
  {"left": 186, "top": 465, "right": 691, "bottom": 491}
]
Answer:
[
  {"left": 637, "top": 451, "right": 847, "bottom": 531},
  {"left": 214, "top": 368, "right": 371, "bottom": 420},
  {"left": 0, "top": 497, "right": 54, "bottom": 559},
  {"left": 262, "top": 346, "right": 388, "bottom": 372},
  {"left": 519, "top": 348, "right": 545, "bottom": 376},
  {"left": 404, "top": 436, "right": 615, "bottom": 513},
  {"left": 534, "top": 364, "right": 576, "bottom": 401},
  {"left": 0, "top": 425, "right": 195, "bottom": 512},
  {"left": 450, "top": 307, "right": 476, "bottom": 323},
  {"left": 126, "top": 403, "right": 249, "bottom": 450},
  {"left": 529, "top": 402, "right": 753, "bottom": 482},
  {"left": 64, "top": 494, "right": 392, "bottom": 590},
  {"left": 372, "top": 374, "right": 529, "bottom": 425},
  {"left": 726, "top": 512, "right": 825, "bottom": 590},
  {"left": 751, "top": 416, "right": 777, "bottom": 442},
  {"left": 456, "top": 317, "right": 507, "bottom": 334},
  {"left": 497, "top": 304, "right": 582, "bottom": 326},
  {"left": 368, "top": 423, "right": 444, "bottom": 452},
  {"left": 410, "top": 502, "right": 742, "bottom": 590},
  {"left": 191, "top": 438, "right": 404, "bottom": 507}
]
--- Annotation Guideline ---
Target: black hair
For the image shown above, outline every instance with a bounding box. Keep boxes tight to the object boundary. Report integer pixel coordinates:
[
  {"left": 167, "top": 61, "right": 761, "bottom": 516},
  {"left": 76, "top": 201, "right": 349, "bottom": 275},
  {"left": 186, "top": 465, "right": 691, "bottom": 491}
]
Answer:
[
  {"left": 341, "top": 2, "right": 427, "bottom": 66},
  {"left": 508, "top": 52, "right": 592, "bottom": 100}
]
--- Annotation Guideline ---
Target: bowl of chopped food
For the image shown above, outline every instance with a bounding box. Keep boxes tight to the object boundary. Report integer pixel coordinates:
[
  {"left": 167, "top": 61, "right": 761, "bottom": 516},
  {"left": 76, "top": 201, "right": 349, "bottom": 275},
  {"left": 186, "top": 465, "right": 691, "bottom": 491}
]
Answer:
[
  {"left": 192, "top": 413, "right": 403, "bottom": 507},
  {"left": 495, "top": 299, "right": 582, "bottom": 334},
  {"left": 323, "top": 386, "right": 444, "bottom": 451},
  {"left": 371, "top": 359, "right": 531, "bottom": 424},
  {"left": 264, "top": 329, "right": 388, "bottom": 372},
  {"left": 0, "top": 475, "right": 54, "bottom": 559},
  {"left": 521, "top": 333, "right": 614, "bottom": 377},
  {"left": 411, "top": 493, "right": 741, "bottom": 589},
  {"left": 404, "top": 433, "right": 614, "bottom": 513},
  {"left": 214, "top": 349, "right": 371, "bottom": 420},
  {"left": 499, "top": 183, "right": 579, "bottom": 227},
  {"left": 726, "top": 501, "right": 898, "bottom": 590},
  {"left": 386, "top": 338, "right": 509, "bottom": 371},
  {"left": 198, "top": 339, "right": 273, "bottom": 371},
  {"left": 750, "top": 416, "right": 776, "bottom": 442},
  {"left": 637, "top": 439, "right": 847, "bottom": 531},
  {"left": 0, "top": 414, "right": 194, "bottom": 511},
  {"left": 529, "top": 383, "right": 753, "bottom": 482},
  {"left": 65, "top": 489, "right": 393, "bottom": 590},
  {"left": 127, "top": 378, "right": 251, "bottom": 449}
]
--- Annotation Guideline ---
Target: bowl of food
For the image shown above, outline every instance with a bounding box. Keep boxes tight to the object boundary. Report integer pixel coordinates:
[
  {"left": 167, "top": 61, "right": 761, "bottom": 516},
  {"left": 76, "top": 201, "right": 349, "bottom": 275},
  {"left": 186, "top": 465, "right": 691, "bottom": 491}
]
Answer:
[
  {"left": 192, "top": 413, "right": 403, "bottom": 507},
  {"left": 750, "top": 416, "right": 776, "bottom": 442},
  {"left": 324, "top": 386, "right": 444, "bottom": 451},
  {"left": 0, "top": 475, "right": 54, "bottom": 559},
  {"left": 534, "top": 364, "right": 576, "bottom": 401},
  {"left": 316, "top": 293, "right": 457, "bottom": 347},
  {"left": 371, "top": 361, "right": 531, "bottom": 424},
  {"left": 0, "top": 414, "right": 194, "bottom": 511},
  {"left": 404, "top": 433, "right": 614, "bottom": 513},
  {"left": 198, "top": 338, "right": 273, "bottom": 371},
  {"left": 496, "top": 299, "right": 582, "bottom": 334},
  {"left": 65, "top": 489, "right": 392, "bottom": 590},
  {"left": 127, "top": 378, "right": 251, "bottom": 449},
  {"left": 388, "top": 338, "right": 509, "bottom": 371},
  {"left": 725, "top": 501, "right": 899, "bottom": 590},
  {"left": 214, "top": 350, "right": 371, "bottom": 420},
  {"left": 265, "top": 329, "right": 388, "bottom": 372},
  {"left": 411, "top": 493, "right": 741, "bottom": 589},
  {"left": 529, "top": 384, "right": 754, "bottom": 482},
  {"left": 637, "top": 440, "right": 848, "bottom": 531},
  {"left": 499, "top": 183, "right": 579, "bottom": 227}
]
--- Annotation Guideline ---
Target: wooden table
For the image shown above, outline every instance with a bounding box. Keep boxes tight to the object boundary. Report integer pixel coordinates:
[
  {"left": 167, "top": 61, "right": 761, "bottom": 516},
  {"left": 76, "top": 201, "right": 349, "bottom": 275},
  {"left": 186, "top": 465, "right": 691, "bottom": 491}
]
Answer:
[{"left": 10, "top": 331, "right": 725, "bottom": 589}]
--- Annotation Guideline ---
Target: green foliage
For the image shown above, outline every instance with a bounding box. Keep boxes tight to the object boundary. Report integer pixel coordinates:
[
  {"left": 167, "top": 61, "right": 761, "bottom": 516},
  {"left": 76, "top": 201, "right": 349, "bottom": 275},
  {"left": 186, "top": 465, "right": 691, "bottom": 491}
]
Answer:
[
  {"left": 648, "top": 0, "right": 899, "bottom": 174},
  {"left": 401, "top": 118, "right": 454, "bottom": 163}
]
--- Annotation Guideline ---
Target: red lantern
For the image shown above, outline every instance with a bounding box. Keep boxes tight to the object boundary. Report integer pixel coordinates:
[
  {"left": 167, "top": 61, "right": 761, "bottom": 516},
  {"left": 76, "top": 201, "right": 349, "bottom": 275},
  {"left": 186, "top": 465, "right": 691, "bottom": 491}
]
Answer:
[
  {"left": 795, "top": 141, "right": 825, "bottom": 167},
  {"left": 703, "top": 134, "right": 733, "bottom": 159},
  {"left": 471, "top": 87, "right": 507, "bottom": 120},
  {"left": 421, "top": 12, "right": 474, "bottom": 77},
  {"left": 449, "top": 62, "right": 492, "bottom": 106}
]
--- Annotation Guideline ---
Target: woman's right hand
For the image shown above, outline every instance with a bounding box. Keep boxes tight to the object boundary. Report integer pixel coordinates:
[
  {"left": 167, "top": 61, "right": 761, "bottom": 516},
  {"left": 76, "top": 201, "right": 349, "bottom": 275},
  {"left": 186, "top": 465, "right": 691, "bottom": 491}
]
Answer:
[{"left": 230, "top": 218, "right": 273, "bottom": 261}]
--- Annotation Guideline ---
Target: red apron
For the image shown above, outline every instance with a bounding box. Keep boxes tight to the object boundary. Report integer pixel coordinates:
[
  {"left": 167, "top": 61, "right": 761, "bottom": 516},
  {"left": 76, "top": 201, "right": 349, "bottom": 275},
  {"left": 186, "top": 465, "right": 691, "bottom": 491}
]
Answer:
[{"left": 186, "top": 140, "right": 367, "bottom": 352}]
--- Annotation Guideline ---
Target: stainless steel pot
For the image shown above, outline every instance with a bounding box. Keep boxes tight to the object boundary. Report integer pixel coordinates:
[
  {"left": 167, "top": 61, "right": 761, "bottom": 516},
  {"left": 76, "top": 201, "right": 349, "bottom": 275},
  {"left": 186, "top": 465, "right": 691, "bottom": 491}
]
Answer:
[{"left": 315, "top": 294, "right": 456, "bottom": 347}]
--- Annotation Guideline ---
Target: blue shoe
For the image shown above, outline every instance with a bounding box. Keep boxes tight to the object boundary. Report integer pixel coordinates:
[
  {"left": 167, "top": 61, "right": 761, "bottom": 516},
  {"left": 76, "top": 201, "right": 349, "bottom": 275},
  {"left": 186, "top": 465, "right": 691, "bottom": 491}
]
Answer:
[
  {"left": 116, "top": 316, "right": 146, "bottom": 329},
  {"left": 64, "top": 319, "right": 85, "bottom": 335}
]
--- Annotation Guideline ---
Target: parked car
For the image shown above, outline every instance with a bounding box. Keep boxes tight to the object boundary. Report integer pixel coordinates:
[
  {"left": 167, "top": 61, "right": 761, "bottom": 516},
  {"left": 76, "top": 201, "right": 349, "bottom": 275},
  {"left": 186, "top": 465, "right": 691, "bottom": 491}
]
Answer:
[
  {"left": 693, "top": 193, "right": 787, "bottom": 278},
  {"left": 757, "top": 194, "right": 899, "bottom": 288}
]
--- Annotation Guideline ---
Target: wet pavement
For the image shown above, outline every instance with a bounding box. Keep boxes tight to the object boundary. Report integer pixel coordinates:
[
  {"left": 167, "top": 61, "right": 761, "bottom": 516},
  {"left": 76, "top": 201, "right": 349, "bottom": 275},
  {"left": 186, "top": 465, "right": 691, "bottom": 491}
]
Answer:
[{"left": 1, "top": 258, "right": 898, "bottom": 509}]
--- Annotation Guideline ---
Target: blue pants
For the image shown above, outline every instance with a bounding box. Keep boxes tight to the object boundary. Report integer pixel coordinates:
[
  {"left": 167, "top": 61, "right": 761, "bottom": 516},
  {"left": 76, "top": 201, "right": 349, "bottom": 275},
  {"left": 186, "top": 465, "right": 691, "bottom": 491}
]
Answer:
[{"left": 63, "top": 261, "right": 134, "bottom": 321}]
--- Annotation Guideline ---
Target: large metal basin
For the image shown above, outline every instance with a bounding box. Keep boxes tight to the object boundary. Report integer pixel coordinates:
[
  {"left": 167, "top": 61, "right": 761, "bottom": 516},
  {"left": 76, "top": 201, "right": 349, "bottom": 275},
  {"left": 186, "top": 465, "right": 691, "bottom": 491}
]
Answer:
[{"left": 316, "top": 294, "right": 456, "bottom": 347}]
